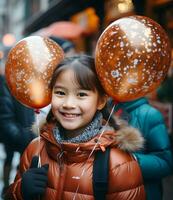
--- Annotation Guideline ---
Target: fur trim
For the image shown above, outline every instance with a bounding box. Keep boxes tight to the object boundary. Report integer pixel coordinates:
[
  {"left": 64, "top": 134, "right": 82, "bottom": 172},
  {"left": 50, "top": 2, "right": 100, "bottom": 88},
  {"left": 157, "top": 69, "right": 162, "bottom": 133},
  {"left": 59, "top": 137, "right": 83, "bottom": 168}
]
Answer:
[
  {"left": 114, "top": 115, "right": 129, "bottom": 128},
  {"left": 115, "top": 126, "right": 144, "bottom": 152},
  {"left": 32, "top": 113, "right": 144, "bottom": 152},
  {"left": 114, "top": 116, "right": 144, "bottom": 151}
]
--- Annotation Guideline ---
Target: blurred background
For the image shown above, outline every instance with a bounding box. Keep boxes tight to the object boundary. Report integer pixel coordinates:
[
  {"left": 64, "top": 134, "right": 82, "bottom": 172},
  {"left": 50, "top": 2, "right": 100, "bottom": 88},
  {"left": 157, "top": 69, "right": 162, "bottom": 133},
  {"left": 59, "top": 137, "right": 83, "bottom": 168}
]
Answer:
[
  {"left": 0, "top": 0, "right": 173, "bottom": 68},
  {"left": 0, "top": 0, "right": 173, "bottom": 200}
]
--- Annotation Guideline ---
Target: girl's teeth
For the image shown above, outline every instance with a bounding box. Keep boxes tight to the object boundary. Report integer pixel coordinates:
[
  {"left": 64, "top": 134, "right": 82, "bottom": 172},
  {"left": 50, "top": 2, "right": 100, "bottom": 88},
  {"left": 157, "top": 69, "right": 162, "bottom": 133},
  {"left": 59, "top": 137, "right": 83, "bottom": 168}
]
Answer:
[{"left": 64, "top": 113, "right": 78, "bottom": 117}]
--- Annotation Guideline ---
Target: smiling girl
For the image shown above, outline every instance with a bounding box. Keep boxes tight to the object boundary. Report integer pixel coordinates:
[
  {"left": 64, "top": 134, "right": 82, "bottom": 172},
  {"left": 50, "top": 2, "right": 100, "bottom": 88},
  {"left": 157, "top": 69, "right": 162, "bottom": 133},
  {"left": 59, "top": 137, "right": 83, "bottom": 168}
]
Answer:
[{"left": 5, "top": 55, "right": 146, "bottom": 200}]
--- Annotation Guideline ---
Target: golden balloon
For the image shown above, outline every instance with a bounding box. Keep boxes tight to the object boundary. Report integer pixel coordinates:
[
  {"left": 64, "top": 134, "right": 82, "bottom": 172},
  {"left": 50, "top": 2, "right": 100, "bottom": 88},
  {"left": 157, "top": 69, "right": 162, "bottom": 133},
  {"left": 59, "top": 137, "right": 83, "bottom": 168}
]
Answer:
[
  {"left": 95, "top": 15, "right": 171, "bottom": 102},
  {"left": 5, "top": 36, "right": 64, "bottom": 109}
]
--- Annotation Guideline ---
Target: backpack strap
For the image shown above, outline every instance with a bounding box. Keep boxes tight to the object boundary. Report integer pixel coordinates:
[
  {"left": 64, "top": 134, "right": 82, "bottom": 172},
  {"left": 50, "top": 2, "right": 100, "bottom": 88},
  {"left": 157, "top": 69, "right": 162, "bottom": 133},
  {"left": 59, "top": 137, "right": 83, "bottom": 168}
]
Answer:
[{"left": 93, "top": 148, "right": 110, "bottom": 200}]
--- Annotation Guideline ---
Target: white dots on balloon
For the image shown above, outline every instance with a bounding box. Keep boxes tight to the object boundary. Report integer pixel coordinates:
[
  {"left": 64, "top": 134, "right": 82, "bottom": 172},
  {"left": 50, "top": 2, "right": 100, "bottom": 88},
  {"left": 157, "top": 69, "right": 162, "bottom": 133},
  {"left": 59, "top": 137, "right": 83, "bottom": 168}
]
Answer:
[
  {"left": 127, "top": 78, "right": 138, "bottom": 84},
  {"left": 157, "top": 39, "right": 161, "bottom": 44},
  {"left": 146, "top": 48, "right": 152, "bottom": 53},
  {"left": 117, "top": 62, "right": 121, "bottom": 67},
  {"left": 135, "top": 49, "right": 139, "bottom": 53},
  {"left": 111, "top": 70, "right": 120, "bottom": 78},
  {"left": 25, "top": 59, "right": 29, "bottom": 63},
  {"left": 144, "top": 28, "right": 151, "bottom": 37},
  {"left": 24, "top": 88, "right": 29, "bottom": 94},
  {"left": 127, "top": 51, "right": 133, "bottom": 57},
  {"left": 16, "top": 69, "right": 25, "bottom": 80},
  {"left": 107, "top": 79, "right": 112, "bottom": 84},
  {"left": 134, "top": 59, "right": 139, "bottom": 65},
  {"left": 120, "top": 41, "right": 124, "bottom": 48},
  {"left": 153, "top": 42, "right": 157, "bottom": 47}
]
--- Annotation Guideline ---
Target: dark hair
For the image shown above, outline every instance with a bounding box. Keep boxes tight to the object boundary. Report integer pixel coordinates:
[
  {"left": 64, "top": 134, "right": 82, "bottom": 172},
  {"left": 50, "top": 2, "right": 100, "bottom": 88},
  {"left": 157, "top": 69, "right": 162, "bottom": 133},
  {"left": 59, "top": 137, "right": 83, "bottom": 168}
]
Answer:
[
  {"left": 47, "top": 54, "right": 119, "bottom": 130},
  {"left": 49, "top": 55, "right": 105, "bottom": 97}
]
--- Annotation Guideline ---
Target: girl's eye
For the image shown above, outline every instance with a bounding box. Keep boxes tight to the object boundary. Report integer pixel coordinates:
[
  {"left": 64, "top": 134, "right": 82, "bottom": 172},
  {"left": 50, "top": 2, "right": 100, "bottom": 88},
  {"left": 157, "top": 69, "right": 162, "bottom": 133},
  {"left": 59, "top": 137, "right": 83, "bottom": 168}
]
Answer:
[
  {"left": 55, "top": 91, "right": 65, "bottom": 96},
  {"left": 78, "top": 92, "right": 88, "bottom": 97}
]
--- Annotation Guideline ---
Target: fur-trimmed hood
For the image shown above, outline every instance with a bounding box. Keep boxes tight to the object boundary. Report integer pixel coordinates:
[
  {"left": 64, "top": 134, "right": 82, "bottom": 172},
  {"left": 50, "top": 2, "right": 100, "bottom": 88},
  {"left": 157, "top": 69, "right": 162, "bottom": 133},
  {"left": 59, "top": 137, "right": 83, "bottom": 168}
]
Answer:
[
  {"left": 115, "top": 124, "right": 144, "bottom": 152},
  {"left": 113, "top": 116, "right": 144, "bottom": 151},
  {"left": 33, "top": 114, "right": 144, "bottom": 152}
]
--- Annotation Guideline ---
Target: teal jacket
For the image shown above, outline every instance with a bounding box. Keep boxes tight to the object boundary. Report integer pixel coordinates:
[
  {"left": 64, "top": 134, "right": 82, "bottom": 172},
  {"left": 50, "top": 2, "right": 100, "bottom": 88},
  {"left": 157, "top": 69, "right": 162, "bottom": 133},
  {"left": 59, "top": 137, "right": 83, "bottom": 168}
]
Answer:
[{"left": 114, "top": 97, "right": 173, "bottom": 200}]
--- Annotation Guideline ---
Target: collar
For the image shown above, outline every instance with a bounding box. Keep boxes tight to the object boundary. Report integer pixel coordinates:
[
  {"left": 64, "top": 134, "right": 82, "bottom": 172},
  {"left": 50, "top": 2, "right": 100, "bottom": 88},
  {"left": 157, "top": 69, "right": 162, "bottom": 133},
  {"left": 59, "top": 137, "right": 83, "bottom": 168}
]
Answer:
[
  {"left": 53, "top": 112, "right": 103, "bottom": 143},
  {"left": 114, "top": 97, "right": 148, "bottom": 113}
]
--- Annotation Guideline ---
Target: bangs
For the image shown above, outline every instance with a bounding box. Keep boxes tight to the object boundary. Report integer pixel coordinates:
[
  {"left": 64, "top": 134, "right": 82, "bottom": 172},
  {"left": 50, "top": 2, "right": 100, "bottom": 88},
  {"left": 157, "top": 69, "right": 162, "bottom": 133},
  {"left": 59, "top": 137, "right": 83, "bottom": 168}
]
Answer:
[
  {"left": 72, "top": 62, "right": 97, "bottom": 91},
  {"left": 49, "top": 55, "right": 106, "bottom": 96}
]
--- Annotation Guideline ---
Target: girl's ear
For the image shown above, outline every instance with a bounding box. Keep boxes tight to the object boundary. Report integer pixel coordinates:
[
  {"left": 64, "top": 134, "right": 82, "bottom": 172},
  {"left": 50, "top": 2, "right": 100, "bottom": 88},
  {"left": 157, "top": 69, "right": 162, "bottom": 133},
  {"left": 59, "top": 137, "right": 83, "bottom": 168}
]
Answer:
[{"left": 97, "top": 95, "right": 108, "bottom": 110}]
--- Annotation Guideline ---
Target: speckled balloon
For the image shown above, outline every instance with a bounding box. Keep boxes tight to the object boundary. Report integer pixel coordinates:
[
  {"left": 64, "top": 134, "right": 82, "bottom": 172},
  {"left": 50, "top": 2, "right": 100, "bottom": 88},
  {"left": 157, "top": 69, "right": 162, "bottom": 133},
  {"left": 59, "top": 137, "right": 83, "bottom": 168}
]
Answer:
[
  {"left": 95, "top": 15, "right": 171, "bottom": 102},
  {"left": 5, "top": 36, "right": 64, "bottom": 109}
]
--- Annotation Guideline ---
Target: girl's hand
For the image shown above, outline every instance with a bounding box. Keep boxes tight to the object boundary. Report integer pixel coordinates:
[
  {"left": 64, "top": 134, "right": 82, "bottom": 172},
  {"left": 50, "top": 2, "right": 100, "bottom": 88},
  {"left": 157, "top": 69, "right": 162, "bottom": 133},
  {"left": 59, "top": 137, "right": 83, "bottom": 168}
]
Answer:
[{"left": 21, "top": 156, "right": 49, "bottom": 200}]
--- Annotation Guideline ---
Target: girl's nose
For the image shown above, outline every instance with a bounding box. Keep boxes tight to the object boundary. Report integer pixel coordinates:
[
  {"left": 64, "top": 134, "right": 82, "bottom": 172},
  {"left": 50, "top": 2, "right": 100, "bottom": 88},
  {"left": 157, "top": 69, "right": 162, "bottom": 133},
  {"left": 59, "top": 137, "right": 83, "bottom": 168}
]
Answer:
[{"left": 62, "top": 96, "right": 76, "bottom": 108}]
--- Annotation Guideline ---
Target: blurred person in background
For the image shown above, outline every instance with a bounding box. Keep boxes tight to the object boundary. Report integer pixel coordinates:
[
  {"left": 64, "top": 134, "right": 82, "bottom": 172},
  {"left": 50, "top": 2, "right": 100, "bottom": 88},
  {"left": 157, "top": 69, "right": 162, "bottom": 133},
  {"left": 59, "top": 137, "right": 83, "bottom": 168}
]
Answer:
[
  {"left": 49, "top": 36, "right": 76, "bottom": 57},
  {"left": 0, "top": 45, "right": 37, "bottom": 197},
  {"left": 0, "top": 36, "right": 76, "bottom": 198},
  {"left": 109, "top": 96, "right": 173, "bottom": 200},
  {"left": 156, "top": 70, "right": 173, "bottom": 146},
  {"left": 0, "top": 60, "right": 36, "bottom": 197},
  {"left": 155, "top": 51, "right": 173, "bottom": 105}
]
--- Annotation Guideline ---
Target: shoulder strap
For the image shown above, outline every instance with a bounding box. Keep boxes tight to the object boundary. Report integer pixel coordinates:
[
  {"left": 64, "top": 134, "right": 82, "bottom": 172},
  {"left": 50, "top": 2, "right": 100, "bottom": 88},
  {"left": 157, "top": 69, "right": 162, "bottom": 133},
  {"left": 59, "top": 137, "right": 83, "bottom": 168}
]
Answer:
[{"left": 93, "top": 148, "right": 110, "bottom": 200}]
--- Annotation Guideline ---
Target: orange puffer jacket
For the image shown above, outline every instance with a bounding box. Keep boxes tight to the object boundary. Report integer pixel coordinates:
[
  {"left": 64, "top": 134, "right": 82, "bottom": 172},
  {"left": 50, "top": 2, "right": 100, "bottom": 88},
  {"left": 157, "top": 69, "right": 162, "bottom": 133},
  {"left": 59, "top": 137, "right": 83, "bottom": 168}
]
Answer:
[{"left": 5, "top": 122, "right": 146, "bottom": 200}]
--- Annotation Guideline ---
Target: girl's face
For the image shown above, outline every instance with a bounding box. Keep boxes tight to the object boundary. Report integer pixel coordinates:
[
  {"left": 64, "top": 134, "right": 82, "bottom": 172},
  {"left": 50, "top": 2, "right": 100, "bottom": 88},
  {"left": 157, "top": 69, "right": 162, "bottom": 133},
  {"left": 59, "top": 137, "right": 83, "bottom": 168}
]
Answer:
[{"left": 51, "top": 68, "right": 106, "bottom": 137}]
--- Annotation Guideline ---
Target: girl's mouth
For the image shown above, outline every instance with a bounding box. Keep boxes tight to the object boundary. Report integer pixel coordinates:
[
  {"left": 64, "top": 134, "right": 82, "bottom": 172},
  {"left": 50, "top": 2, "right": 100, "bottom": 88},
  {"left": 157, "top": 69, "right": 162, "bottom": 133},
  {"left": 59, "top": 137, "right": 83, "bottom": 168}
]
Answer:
[{"left": 61, "top": 112, "right": 81, "bottom": 118}]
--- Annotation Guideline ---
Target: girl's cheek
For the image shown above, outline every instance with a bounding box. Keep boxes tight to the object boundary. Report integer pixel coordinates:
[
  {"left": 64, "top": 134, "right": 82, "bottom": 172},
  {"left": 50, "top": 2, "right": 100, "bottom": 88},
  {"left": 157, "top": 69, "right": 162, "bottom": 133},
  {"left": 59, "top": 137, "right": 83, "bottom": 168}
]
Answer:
[
  {"left": 51, "top": 97, "right": 58, "bottom": 106},
  {"left": 52, "top": 97, "right": 63, "bottom": 107}
]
